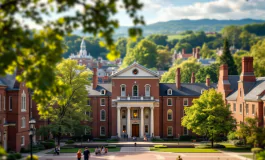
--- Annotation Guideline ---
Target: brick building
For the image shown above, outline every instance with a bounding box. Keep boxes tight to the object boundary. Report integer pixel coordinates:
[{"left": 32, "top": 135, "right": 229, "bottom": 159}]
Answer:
[{"left": 172, "top": 48, "right": 200, "bottom": 63}]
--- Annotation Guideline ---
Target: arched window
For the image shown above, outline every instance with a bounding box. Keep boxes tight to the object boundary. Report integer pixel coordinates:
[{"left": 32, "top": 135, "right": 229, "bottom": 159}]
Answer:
[
  {"left": 21, "top": 90, "right": 26, "bottom": 111},
  {"left": 121, "top": 84, "right": 126, "bottom": 97},
  {"left": 167, "top": 89, "right": 172, "bottom": 95},
  {"left": 21, "top": 117, "right": 26, "bottom": 128},
  {"left": 100, "top": 110, "right": 106, "bottom": 121},
  {"left": 132, "top": 85, "right": 138, "bottom": 97},
  {"left": 167, "top": 109, "right": 173, "bottom": 121},
  {"left": 145, "top": 84, "right": 151, "bottom": 97}
]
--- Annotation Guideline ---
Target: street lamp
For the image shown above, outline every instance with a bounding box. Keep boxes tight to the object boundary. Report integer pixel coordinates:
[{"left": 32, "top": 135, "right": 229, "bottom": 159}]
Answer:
[{"left": 29, "top": 119, "right": 36, "bottom": 160}]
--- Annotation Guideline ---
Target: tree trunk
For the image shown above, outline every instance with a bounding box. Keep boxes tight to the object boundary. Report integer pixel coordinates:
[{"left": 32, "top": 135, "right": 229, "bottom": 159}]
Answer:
[
  {"left": 57, "top": 133, "right": 61, "bottom": 146},
  {"left": 211, "top": 132, "right": 214, "bottom": 148}
]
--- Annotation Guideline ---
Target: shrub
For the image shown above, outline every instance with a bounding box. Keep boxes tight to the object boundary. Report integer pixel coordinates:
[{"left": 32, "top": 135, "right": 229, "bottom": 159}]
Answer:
[
  {"left": 65, "top": 140, "right": 75, "bottom": 144},
  {"left": 7, "top": 154, "right": 16, "bottom": 160},
  {"left": 195, "top": 145, "right": 211, "bottom": 149},
  {"left": 25, "top": 155, "right": 39, "bottom": 160},
  {"left": 13, "top": 153, "right": 22, "bottom": 159},
  {"left": 152, "top": 138, "right": 164, "bottom": 142},
  {"left": 154, "top": 145, "right": 167, "bottom": 148},
  {"left": 256, "top": 150, "right": 265, "bottom": 160},
  {"left": 20, "top": 147, "right": 29, "bottom": 153},
  {"left": 179, "top": 135, "right": 192, "bottom": 141},
  {"left": 227, "top": 131, "right": 238, "bottom": 140},
  {"left": 251, "top": 148, "right": 263, "bottom": 154},
  {"left": 45, "top": 139, "right": 55, "bottom": 143},
  {"left": 105, "top": 145, "right": 116, "bottom": 148},
  {"left": 213, "top": 144, "right": 226, "bottom": 148},
  {"left": 41, "top": 142, "right": 55, "bottom": 149}
]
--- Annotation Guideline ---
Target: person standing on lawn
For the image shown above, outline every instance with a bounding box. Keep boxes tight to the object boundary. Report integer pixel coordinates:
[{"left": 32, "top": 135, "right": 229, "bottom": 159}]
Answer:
[
  {"left": 77, "top": 149, "right": 82, "bottom": 160},
  {"left": 83, "top": 147, "right": 90, "bottom": 160}
]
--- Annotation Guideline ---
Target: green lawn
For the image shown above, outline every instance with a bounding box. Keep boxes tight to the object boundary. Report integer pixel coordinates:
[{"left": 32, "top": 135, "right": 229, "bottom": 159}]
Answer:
[
  {"left": 150, "top": 148, "right": 220, "bottom": 153},
  {"left": 217, "top": 143, "right": 251, "bottom": 152},
  {"left": 167, "top": 34, "right": 190, "bottom": 40},
  {"left": 46, "top": 147, "right": 121, "bottom": 154}
]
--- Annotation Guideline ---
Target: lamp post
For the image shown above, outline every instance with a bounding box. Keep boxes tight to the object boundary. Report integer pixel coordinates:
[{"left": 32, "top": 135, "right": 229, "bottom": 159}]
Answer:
[{"left": 29, "top": 119, "right": 36, "bottom": 160}]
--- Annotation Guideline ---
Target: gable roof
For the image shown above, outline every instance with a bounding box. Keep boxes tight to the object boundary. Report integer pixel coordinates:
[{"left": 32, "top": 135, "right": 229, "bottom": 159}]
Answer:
[
  {"left": 110, "top": 62, "right": 159, "bottom": 77},
  {"left": 87, "top": 83, "right": 112, "bottom": 96},
  {"left": 244, "top": 77, "right": 265, "bottom": 101},
  {"left": 159, "top": 83, "right": 216, "bottom": 96},
  {"left": 0, "top": 73, "right": 17, "bottom": 89}
]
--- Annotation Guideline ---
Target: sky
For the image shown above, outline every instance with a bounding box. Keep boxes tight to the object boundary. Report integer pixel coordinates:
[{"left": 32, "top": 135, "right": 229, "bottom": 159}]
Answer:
[{"left": 115, "top": 0, "right": 265, "bottom": 26}]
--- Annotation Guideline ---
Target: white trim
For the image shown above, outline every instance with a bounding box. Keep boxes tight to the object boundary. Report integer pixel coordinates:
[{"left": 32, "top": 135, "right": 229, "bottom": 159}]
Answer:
[
  {"left": 167, "top": 98, "right": 172, "bottom": 106},
  {"left": 233, "top": 103, "right": 236, "bottom": 113},
  {"left": 100, "top": 126, "right": 106, "bottom": 136},
  {"left": 183, "top": 98, "right": 188, "bottom": 106},
  {"left": 100, "top": 109, "right": 106, "bottom": 121},
  {"left": 132, "top": 85, "right": 138, "bottom": 97},
  {"left": 100, "top": 89, "right": 106, "bottom": 95},
  {"left": 100, "top": 98, "right": 105, "bottom": 106},
  {"left": 9, "top": 96, "right": 12, "bottom": 111},
  {"left": 145, "top": 84, "right": 151, "bottom": 97},
  {"left": 21, "top": 136, "right": 25, "bottom": 146},
  {"left": 167, "top": 126, "right": 173, "bottom": 136},
  {"left": 246, "top": 104, "right": 249, "bottom": 115},
  {"left": 120, "top": 84, "right": 126, "bottom": 97},
  {"left": 21, "top": 117, "right": 26, "bottom": 128},
  {"left": 21, "top": 90, "right": 26, "bottom": 112},
  {"left": 252, "top": 104, "right": 255, "bottom": 115},
  {"left": 167, "top": 109, "right": 173, "bottom": 121},
  {"left": 167, "top": 89, "right": 172, "bottom": 95}
]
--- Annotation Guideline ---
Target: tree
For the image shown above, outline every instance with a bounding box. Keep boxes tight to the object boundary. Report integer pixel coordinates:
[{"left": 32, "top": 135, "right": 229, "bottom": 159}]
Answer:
[
  {"left": 195, "top": 63, "right": 219, "bottom": 83},
  {"left": 236, "top": 118, "right": 265, "bottom": 147},
  {"left": 219, "top": 38, "right": 238, "bottom": 75},
  {"left": 200, "top": 43, "right": 214, "bottom": 59},
  {"left": 146, "top": 34, "right": 168, "bottom": 46},
  {"left": 250, "top": 39, "right": 265, "bottom": 77},
  {"left": 174, "top": 42, "right": 192, "bottom": 53},
  {"left": 116, "top": 38, "right": 128, "bottom": 58},
  {"left": 161, "top": 58, "right": 201, "bottom": 83},
  {"left": 37, "top": 59, "right": 92, "bottom": 145},
  {"left": 182, "top": 89, "right": 236, "bottom": 148},
  {"left": 156, "top": 48, "right": 171, "bottom": 70},
  {"left": 0, "top": 0, "right": 144, "bottom": 106},
  {"left": 221, "top": 26, "right": 242, "bottom": 48}
]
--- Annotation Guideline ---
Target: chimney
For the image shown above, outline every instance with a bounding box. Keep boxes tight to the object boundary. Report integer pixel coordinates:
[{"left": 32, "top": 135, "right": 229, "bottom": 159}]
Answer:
[
  {"left": 195, "top": 48, "right": 200, "bottom": 59},
  {"left": 191, "top": 72, "right": 195, "bottom": 83},
  {"left": 175, "top": 68, "right": 181, "bottom": 89},
  {"left": 182, "top": 48, "right": 186, "bottom": 55},
  {"left": 206, "top": 77, "right": 210, "bottom": 87},
  {"left": 217, "top": 64, "right": 232, "bottom": 101},
  {"left": 192, "top": 48, "right": 195, "bottom": 57},
  {"left": 93, "top": 67, "right": 98, "bottom": 89},
  {"left": 240, "top": 57, "right": 256, "bottom": 82}
]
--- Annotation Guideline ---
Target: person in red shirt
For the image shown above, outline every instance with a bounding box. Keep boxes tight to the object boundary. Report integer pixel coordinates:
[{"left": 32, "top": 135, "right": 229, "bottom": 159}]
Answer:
[{"left": 77, "top": 149, "right": 82, "bottom": 160}]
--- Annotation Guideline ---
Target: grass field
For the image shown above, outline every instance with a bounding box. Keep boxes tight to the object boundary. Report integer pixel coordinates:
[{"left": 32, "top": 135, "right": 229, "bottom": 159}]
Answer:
[
  {"left": 217, "top": 143, "right": 251, "bottom": 152},
  {"left": 46, "top": 147, "right": 121, "bottom": 154},
  {"left": 167, "top": 34, "right": 190, "bottom": 40},
  {"left": 150, "top": 148, "right": 220, "bottom": 153}
]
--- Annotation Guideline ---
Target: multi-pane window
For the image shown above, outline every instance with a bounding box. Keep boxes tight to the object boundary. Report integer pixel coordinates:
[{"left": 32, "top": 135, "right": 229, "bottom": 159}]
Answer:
[
  {"left": 9, "top": 96, "right": 12, "bottom": 111},
  {"left": 21, "top": 91, "right": 26, "bottom": 111},
  {"left": 21, "top": 136, "right": 25, "bottom": 146},
  {"left": 145, "top": 125, "right": 148, "bottom": 133},
  {"left": 167, "top": 109, "right": 173, "bottom": 121},
  {"left": 100, "top": 126, "right": 105, "bottom": 136},
  {"left": 246, "top": 104, "right": 249, "bottom": 115},
  {"left": 252, "top": 105, "right": 255, "bottom": 115},
  {"left": 145, "top": 85, "right": 150, "bottom": 97},
  {"left": 167, "top": 126, "right": 173, "bottom": 136},
  {"left": 167, "top": 98, "right": 172, "bottom": 106},
  {"left": 100, "top": 98, "right": 105, "bottom": 106},
  {"left": 167, "top": 89, "right": 172, "bottom": 95},
  {"left": 233, "top": 103, "right": 236, "bottom": 112},
  {"left": 183, "top": 98, "right": 188, "bottom": 106},
  {"left": 121, "top": 85, "right": 126, "bottom": 97},
  {"left": 21, "top": 117, "right": 26, "bottom": 128},
  {"left": 100, "top": 110, "right": 106, "bottom": 121},
  {"left": 133, "top": 85, "right": 138, "bottom": 96},
  {"left": 121, "top": 110, "right": 126, "bottom": 119},
  {"left": 240, "top": 104, "right": 242, "bottom": 114},
  {"left": 184, "top": 127, "right": 189, "bottom": 135}
]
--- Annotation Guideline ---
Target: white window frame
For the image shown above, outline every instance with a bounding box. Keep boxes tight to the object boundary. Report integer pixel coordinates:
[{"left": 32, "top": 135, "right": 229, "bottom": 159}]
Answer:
[
  {"left": 246, "top": 104, "right": 249, "bottom": 115},
  {"left": 100, "top": 89, "right": 106, "bottom": 95},
  {"left": 167, "top": 109, "right": 173, "bottom": 121},
  {"left": 21, "top": 90, "right": 26, "bottom": 112},
  {"left": 9, "top": 96, "right": 12, "bottom": 111},
  {"left": 21, "top": 136, "right": 25, "bottom": 146},
  {"left": 100, "top": 126, "right": 106, "bottom": 136},
  {"left": 167, "top": 98, "right": 172, "bottom": 106},
  {"left": 132, "top": 85, "right": 138, "bottom": 97},
  {"left": 100, "top": 109, "right": 106, "bottom": 121},
  {"left": 100, "top": 98, "right": 105, "bottom": 106},
  {"left": 184, "top": 127, "right": 189, "bottom": 135},
  {"left": 183, "top": 98, "right": 188, "bottom": 106},
  {"left": 21, "top": 117, "right": 26, "bottom": 128},
  {"left": 167, "top": 89, "right": 172, "bottom": 95},
  {"left": 167, "top": 126, "right": 173, "bottom": 136},
  {"left": 120, "top": 84, "right": 126, "bottom": 97},
  {"left": 233, "top": 103, "right": 236, "bottom": 113},
  {"left": 145, "top": 84, "right": 151, "bottom": 97},
  {"left": 252, "top": 104, "right": 255, "bottom": 115}
]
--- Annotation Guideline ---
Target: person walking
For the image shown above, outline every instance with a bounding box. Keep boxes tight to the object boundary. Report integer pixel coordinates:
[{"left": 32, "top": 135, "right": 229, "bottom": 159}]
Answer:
[
  {"left": 83, "top": 147, "right": 90, "bottom": 160},
  {"left": 77, "top": 149, "right": 82, "bottom": 160}
]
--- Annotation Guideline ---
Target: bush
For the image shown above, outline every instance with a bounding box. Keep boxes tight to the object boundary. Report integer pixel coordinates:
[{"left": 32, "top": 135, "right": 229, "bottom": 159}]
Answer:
[
  {"left": 154, "top": 145, "right": 167, "bottom": 148},
  {"left": 13, "top": 153, "right": 22, "bottom": 159},
  {"left": 179, "top": 135, "right": 192, "bottom": 141},
  {"left": 45, "top": 139, "right": 55, "bottom": 143},
  {"left": 213, "top": 144, "right": 226, "bottom": 148},
  {"left": 25, "top": 155, "right": 39, "bottom": 160},
  {"left": 151, "top": 138, "right": 164, "bottom": 142},
  {"left": 256, "top": 150, "right": 265, "bottom": 160},
  {"left": 227, "top": 131, "right": 238, "bottom": 140},
  {"left": 65, "top": 140, "right": 75, "bottom": 144},
  {"left": 7, "top": 154, "right": 16, "bottom": 160},
  {"left": 20, "top": 147, "right": 29, "bottom": 153},
  {"left": 41, "top": 142, "right": 55, "bottom": 149},
  {"left": 105, "top": 145, "right": 116, "bottom": 148},
  {"left": 251, "top": 148, "right": 263, "bottom": 154},
  {"left": 195, "top": 145, "right": 211, "bottom": 149}
]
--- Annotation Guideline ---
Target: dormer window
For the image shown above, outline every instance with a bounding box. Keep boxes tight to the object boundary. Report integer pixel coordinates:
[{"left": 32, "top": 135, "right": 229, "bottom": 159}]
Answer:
[
  {"left": 100, "top": 89, "right": 106, "bottom": 95},
  {"left": 167, "top": 89, "right": 172, "bottom": 95}
]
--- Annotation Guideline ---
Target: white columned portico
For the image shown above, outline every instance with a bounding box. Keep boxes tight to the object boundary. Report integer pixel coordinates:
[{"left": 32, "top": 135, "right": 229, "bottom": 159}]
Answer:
[
  {"left": 140, "top": 107, "right": 144, "bottom": 138},
  {"left": 117, "top": 107, "right": 121, "bottom": 137},
  {"left": 127, "top": 107, "right": 131, "bottom": 138},
  {"left": 150, "top": 107, "right": 154, "bottom": 137}
]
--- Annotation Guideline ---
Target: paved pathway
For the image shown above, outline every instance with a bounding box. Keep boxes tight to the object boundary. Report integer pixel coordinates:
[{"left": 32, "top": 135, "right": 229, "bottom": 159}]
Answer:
[{"left": 120, "top": 147, "right": 150, "bottom": 152}]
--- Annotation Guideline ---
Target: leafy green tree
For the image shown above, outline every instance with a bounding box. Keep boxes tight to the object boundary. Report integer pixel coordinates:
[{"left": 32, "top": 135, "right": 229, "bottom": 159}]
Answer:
[
  {"left": 195, "top": 63, "right": 219, "bottom": 83},
  {"left": 182, "top": 89, "right": 236, "bottom": 148},
  {"left": 146, "top": 34, "right": 168, "bottom": 46},
  {"left": 161, "top": 58, "right": 201, "bottom": 83},
  {"left": 219, "top": 38, "right": 238, "bottom": 75},
  {"left": 250, "top": 39, "right": 265, "bottom": 77},
  {"left": 156, "top": 48, "right": 171, "bottom": 70},
  {"left": 116, "top": 38, "right": 128, "bottom": 58},
  {"left": 200, "top": 43, "right": 214, "bottom": 58},
  {"left": 221, "top": 26, "right": 242, "bottom": 48},
  {"left": 0, "top": 0, "right": 144, "bottom": 106},
  {"left": 174, "top": 42, "right": 192, "bottom": 53},
  {"left": 257, "top": 150, "right": 265, "bottom": 160},
  {"left": 236, "top": 118, "right": 265, "bottom": 147},
  {"left": 37, "top": 59, "right": 92, "bottom": 145}
]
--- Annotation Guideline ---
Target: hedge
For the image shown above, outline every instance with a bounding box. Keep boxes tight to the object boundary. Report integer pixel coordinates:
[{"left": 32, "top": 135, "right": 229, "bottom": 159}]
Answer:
[{"left": 154, "top": 145, "right": 167, "bottom": 148}]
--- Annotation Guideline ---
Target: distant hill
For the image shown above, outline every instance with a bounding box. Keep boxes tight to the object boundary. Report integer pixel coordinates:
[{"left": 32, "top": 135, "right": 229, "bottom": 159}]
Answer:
[{"left": 73, "top": 19, "right": 265, "bottom": 38}]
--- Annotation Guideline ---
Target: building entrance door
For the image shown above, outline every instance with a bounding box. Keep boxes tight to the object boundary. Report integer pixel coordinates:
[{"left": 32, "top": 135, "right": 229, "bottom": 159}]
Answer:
[{"left": 132, "top": 124, "right": 139, "bottom": 137}]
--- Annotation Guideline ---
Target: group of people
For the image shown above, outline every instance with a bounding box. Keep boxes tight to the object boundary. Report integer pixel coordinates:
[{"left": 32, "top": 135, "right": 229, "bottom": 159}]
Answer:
[
  {"left": 76, "top": 147, "right": 91, "bottom": 160},
  {"left": 54, "top": 145, "right": 60, "bottom": 155},
  {"left": 95, "top": 146, "right": 108, "bottom": 155}
]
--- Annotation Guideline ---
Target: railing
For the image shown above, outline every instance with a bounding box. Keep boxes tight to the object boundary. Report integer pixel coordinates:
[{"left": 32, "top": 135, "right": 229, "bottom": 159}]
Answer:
[{"left": 117, "top": 96, "right": 154, "bottom": 101}]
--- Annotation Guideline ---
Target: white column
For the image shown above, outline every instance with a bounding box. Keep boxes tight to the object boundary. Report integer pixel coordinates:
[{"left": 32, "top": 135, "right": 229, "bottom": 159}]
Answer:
[
  {"left": 140, "top": 107, "right": 144, "bottom": 138},
  {"left": 117, "top": 107, "right": 121, "bottom": 137},
  {"left": 127, "top": 107, "right": 131, "bottom": 138},
  {"left": 150, "top": 107, "right": 154, "bottom": 138}
]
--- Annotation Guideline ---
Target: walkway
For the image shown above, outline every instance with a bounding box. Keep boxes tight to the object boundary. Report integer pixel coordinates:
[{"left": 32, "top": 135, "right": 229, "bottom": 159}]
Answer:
[{"left": 120, "top": 147, "right": 150, "bottom": 152}]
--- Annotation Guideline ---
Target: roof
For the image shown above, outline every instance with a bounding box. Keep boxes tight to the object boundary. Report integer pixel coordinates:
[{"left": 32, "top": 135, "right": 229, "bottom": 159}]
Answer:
[
  {"left": 197, "top": 59, "right": 216, "bottom": 66},
  {"left": 226, "top": 75, "right": 240, "bottom": 101},
  {"left": 244, "top": 77, "right": 265, "bottom": 101},
  {"left": 157, "top": 70, "right": 167, "bottom": 76},
  {"left": 87, "top": 83, "right": 112, "bottom": 96},
  {"left": 159, "top": 83, "right": 216, "bottom": 96},
  {"left": 0, "top": 72, "right": 17, "bottom": 89}
]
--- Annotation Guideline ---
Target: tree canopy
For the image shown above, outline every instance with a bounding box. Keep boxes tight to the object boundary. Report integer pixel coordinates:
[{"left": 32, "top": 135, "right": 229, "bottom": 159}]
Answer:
[
  {"left": 195, "top": 63, "right": 219, "bottom": 83},
  {"left": 146, "top": 34, "right": 168, "bottom": 46},
  {"left": 250, "top": 39, "right": 265, "bottom": 77}
]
